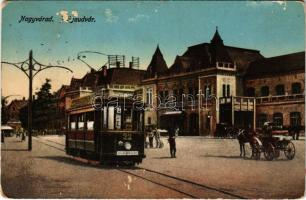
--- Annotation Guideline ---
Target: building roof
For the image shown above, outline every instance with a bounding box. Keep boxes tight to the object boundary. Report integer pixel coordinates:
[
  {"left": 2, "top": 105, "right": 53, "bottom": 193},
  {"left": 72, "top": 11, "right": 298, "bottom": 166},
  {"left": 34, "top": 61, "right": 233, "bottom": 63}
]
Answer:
[
  {"left": 68, "top": 78, "right": 82, "bottom": 91},
  {"left": 7, "top": 99, "right": 28, "bottom": 110},
  {"left": 104, "top": 67, "right": 146, "bottom": 85},
  {"left": 168, "top": 29, "right": 263, "bottom": 74},
  {"left": 67, "top": 67, "right": 146, "bottom": 92},
  {"left": 245, "top": 52, "right": 305, "bottom": 78},
  {"left": 145, "top": 45, "right": 168, "bottom": 78}
]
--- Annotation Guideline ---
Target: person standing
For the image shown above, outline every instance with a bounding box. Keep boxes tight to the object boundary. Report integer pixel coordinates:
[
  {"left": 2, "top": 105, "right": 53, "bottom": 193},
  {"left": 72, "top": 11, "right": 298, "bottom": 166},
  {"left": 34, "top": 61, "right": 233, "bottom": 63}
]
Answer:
[
  {"left": 148, "top": 127, "right": 154, "bottom": 148},
  {"left": 154, "top": 128, "right": 161, "bottom": 148},
  {"left": 168, "top": 127, "right": 178, "bottom": 158}
]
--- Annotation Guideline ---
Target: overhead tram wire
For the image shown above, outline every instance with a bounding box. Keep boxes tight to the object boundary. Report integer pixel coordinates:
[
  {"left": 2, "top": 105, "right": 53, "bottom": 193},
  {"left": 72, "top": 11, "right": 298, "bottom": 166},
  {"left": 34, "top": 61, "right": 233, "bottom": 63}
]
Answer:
[{"left": 77, "top": 50, "right": 110, "bottom": 71}]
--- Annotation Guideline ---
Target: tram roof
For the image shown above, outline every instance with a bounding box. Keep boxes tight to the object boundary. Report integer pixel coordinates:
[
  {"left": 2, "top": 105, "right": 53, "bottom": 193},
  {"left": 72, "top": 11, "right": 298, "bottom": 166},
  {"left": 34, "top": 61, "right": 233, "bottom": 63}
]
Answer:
[{"left": 69, "top": 94, "right": 144, "bottom": 112}]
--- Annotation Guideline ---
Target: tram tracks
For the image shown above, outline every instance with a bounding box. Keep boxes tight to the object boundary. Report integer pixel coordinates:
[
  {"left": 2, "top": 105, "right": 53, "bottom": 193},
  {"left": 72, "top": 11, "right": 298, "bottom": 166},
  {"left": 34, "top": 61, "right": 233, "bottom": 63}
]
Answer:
[
  {"left": 118, "top": 167, "right": 246, "bottom": 199},
  {"left": 34, "top": 136, "right": 247, "bottom": 199}
]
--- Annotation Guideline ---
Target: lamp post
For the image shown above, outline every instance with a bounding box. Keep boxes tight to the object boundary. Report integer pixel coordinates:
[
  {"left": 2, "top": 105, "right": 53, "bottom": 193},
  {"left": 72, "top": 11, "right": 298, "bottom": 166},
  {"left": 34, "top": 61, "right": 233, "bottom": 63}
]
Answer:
[{"left": 2, "top": 50, "right": 73, "bottom": 150}]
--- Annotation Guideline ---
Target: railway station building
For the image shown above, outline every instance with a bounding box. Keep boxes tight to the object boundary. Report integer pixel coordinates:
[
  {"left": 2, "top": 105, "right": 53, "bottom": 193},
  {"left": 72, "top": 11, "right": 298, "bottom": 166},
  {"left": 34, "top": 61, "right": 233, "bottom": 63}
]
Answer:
[{"left": 141, "top": 28, "right": 305, "bottom": 136}]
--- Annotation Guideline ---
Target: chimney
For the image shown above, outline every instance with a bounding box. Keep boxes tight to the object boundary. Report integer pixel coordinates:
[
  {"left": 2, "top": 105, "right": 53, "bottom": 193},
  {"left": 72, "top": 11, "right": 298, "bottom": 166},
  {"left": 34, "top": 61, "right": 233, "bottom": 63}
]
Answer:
[
  {"left": 116, "top": 61, "right": 120, "bottom": 68},
  {"left": 129, "top": 62, "right": 133, "bottom": 69},
  {"left": 102, "top": 65, "right": 107, "bottom": 77}
]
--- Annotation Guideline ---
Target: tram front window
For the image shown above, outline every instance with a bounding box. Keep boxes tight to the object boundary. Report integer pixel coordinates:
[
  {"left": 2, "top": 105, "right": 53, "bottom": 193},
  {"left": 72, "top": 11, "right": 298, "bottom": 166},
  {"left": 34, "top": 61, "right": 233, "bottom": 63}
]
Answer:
[{"left": 123, "top": 107, "right": 132, "bottom": 130}]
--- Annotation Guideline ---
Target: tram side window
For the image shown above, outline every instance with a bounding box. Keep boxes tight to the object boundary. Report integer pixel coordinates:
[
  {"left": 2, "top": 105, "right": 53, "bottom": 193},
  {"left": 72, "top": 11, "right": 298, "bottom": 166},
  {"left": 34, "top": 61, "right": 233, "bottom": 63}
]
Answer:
[
  {"left": 78, "top": 114, "right": 85, "bottom": 130},
  {"left": 108, "top": 106, "right": 115, "bottom": 130},
  {"left": 70, "top": 115, "right": 77, "bottom": 130},
  {"left": 86, "top": 112, "right": 94, "bottom": 130}
]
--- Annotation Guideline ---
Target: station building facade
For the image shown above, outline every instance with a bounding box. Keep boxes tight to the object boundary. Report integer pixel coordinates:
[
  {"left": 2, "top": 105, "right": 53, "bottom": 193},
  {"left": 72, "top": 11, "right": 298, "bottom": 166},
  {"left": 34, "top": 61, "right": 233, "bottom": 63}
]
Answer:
[{"left": 141, "top": 29, "right": 305, "bottom": 136}]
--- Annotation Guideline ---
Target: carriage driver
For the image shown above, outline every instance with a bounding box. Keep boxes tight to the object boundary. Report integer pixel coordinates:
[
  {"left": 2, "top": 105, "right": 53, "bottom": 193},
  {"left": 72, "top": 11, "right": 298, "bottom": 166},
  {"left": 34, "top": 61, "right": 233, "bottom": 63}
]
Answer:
[{"left": 263, "top": 122, "right": 273, "bottom": 137}]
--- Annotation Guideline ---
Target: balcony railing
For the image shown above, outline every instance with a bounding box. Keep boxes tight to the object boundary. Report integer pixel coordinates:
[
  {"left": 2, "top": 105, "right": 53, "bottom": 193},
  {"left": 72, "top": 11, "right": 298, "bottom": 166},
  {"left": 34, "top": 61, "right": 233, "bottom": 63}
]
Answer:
[
  {"left": 256, "top": 94, "right": 304, "bottom": 104},
  {"left": 219, "top": 96, "right": 255, "bottom": 111}
]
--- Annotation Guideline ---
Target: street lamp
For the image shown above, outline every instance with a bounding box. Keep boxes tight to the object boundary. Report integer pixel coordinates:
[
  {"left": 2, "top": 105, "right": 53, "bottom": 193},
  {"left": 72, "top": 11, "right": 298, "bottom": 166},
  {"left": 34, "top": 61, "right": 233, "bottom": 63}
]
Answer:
[{"left": 2, "top": 50, "right": 73, "bottom": 151}]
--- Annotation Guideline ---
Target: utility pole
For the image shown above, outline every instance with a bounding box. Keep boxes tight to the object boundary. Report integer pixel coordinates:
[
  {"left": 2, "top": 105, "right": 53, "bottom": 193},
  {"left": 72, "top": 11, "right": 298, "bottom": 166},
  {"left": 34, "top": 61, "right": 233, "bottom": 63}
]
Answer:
[
  {"left": 2, "top": 50, "right": 73, "bottom": 151},
  {"left": 28, "top": 50, "right": 33, "bottom": 150}
]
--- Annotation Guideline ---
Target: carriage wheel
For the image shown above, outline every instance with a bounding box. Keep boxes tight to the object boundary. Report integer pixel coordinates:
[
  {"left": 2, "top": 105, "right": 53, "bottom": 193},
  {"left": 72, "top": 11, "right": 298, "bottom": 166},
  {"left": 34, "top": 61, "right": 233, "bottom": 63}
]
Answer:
[
  {"left": 264, "top": 143, "right": 275, "bottom": 161},
  {"left": 284, "top": 142, "right": 295, "bottom": 160}
]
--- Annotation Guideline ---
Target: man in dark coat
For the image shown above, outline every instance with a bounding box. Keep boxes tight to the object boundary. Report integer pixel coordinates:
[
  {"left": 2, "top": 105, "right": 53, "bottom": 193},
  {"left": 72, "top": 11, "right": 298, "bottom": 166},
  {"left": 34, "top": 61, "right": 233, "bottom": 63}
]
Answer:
[{"left": 168, "top": 127, "right": 178, "bottom": 158}]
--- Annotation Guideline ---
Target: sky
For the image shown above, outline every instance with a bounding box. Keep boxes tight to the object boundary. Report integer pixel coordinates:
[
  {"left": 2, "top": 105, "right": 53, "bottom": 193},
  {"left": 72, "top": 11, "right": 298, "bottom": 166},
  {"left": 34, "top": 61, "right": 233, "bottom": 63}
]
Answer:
[{"left": 1, "top": 1, "right": 304, "bottom": 101}]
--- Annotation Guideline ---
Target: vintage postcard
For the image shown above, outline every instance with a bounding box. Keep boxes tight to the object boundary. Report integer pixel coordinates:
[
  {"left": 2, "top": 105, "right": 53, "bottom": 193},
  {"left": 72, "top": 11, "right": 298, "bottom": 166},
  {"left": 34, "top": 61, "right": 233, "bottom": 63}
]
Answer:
[{"left": 1, "top": 1, "right": 305, "bottom": 199}]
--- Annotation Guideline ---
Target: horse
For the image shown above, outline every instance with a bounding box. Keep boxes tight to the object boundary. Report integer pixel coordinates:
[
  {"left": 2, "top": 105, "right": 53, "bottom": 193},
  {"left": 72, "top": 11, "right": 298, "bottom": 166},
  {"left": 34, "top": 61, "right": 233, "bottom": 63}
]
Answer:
[{"left": 237, "top": 129, "right": 259, "bottom": 158}]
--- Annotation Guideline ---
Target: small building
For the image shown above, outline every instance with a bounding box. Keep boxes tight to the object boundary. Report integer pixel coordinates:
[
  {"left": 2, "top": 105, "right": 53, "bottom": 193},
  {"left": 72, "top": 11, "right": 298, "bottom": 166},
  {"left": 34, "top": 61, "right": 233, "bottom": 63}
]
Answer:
[{"left": 6, "top": 98, "right": 28, "bottom": 131}]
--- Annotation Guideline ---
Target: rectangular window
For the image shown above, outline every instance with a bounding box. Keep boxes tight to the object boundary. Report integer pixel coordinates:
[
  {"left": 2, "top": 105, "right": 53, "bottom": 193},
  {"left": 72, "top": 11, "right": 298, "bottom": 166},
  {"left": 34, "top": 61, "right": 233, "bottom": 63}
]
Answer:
[
  {"left": 159, "top": 91, "right": 164, "bottom": 103},
  {"left": 108, "top": 106, "right": 115, "bottom": 130},
  {"left": 222, "top": 84, "right": 226, "bottom": 97},
  {"left": 78, "top": 114, "right": 85, "bottom": 130},
  {"left": 227, "top": 84, "right": 230, "bottom": 97},
  {"left": 70, "top": 122, "right": 76, "bottom": 130},
  {"left": 204, "top": 85, "right": 211, "bottom": 97},
  {"left": 146, "top": 88, "right": 153, "bottom": 106},
  {"left": 124, "top": 107, "right": 132, "bottom": 130},
  {"left": 86, "top": 112, "right": 94, "bottom": 130}
]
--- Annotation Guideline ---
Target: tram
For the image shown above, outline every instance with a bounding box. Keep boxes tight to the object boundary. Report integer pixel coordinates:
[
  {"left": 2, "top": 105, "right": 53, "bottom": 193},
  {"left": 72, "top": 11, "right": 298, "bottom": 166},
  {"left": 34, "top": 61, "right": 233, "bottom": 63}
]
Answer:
[{"left": 66, "top": 95, "right": 145, "bottom": 165}]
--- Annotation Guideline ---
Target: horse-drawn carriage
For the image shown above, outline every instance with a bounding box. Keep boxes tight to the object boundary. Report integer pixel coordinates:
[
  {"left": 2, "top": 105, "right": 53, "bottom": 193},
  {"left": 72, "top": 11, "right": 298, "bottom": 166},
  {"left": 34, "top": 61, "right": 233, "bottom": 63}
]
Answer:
[
  {"left": 251, "top": 135, "right": 295, "bottom": 161},
  {"left": 237, "top": 123, "right": 296, "bottom": 161}
]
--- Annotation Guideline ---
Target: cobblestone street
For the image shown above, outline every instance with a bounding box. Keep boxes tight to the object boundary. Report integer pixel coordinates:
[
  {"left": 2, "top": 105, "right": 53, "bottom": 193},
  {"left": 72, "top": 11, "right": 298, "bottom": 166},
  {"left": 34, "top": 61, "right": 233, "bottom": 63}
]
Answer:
[{"left": 1, "top": 135, "right": 305, "bottom": 198}]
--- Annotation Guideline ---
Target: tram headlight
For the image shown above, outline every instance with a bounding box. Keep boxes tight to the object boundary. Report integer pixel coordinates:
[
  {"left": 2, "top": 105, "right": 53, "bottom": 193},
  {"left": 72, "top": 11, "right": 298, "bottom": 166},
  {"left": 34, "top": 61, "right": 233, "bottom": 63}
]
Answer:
[{"left": 124, "top": 142, "right": 132, "bottom": 150}]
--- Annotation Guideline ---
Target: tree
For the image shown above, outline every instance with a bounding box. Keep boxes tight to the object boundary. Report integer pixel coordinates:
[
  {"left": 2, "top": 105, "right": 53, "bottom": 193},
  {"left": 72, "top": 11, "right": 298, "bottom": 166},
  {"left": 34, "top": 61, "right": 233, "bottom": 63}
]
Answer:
[
  {"left": 19, "top": 79, "right": 57, "bottom": 131},
  {"left": 1, "top": 97, "right": 9, "bottom": 124}
]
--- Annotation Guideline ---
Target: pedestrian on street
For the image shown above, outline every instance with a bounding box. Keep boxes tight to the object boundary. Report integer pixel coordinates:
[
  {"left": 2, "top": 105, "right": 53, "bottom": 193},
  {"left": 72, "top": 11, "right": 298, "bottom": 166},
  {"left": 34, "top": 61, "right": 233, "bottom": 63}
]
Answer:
[
  {"left": 154, "top": 128, "right": 161, "bottom": 148},
  {"left": 147, "top": 126, "right": 154, "bottom": 148},
  {"left": 21, "top": 131, "right": 25, "bottom": 141},
  {"left": 168, "top": 127, "right": 178, "bottom": 158}
]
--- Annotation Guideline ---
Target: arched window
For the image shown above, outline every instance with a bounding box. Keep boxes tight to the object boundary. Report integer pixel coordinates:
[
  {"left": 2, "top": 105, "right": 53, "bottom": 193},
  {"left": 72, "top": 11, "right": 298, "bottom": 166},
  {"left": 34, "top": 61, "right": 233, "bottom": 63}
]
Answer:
[
  {"left": 275, "top": 84, "right": 285, "bottom": 95},
  {"left": 290, "top": 112, "right": 301, "bottom": 127},
  {"left": 246, "top": 87, "right": 255, "bottom": 97},
  {"left": 292, "top": 83, "right": 301, "bottom": 94},
  {"left": 257, "top": 113, "right": 267, "bottom": 128},
  {"left": 273, "top": 113, "right": 283, "bottom": 129},
  {"left": 260, "top": 86, "right": 269, "bottom": 96}
]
